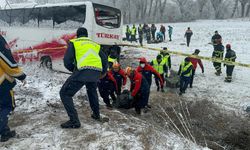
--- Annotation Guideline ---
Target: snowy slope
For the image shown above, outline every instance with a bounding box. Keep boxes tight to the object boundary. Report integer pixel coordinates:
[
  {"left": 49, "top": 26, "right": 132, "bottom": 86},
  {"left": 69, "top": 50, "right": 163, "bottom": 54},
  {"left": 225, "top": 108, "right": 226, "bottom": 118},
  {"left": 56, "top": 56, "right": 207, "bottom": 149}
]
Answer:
[{"left": 126, "top": 19, "right": 250, "bottom": 114}]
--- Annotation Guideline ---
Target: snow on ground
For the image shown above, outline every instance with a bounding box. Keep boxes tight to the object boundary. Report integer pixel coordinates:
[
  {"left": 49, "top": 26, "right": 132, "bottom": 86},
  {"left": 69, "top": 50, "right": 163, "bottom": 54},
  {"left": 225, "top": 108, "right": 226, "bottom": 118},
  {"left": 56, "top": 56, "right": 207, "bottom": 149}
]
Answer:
[
  {"left": 126, "top": 19, "right": 250, "bottom": 115},
  {"left": 1, "top": 19, "right": 250, "bottom": 149},
  {"left": 0, "top": 64, "right": 206, "bottom": 150}
]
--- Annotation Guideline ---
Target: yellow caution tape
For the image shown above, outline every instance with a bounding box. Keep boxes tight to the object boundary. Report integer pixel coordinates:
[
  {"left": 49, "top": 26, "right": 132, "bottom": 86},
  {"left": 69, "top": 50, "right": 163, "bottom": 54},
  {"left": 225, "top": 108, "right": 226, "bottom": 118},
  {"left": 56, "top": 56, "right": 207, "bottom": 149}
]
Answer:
[
  {"left": 119, "top": 44, "right": 250, "bottom": 68},
  {"left": 14, "top": 46, "right": 67, "bottom": 53}
]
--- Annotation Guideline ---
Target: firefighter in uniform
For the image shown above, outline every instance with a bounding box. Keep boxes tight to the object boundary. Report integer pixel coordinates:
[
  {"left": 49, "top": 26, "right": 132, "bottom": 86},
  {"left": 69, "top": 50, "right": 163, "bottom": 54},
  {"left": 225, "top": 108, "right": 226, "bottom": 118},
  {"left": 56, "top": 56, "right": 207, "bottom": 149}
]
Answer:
[
  {"left": 60, "top": 28, "right": 108, "bottom": 128},
  {"left": 0, "top": 35, "right": 26, "bottom": 142},
  {"left": 151, "top": 55, "right": 167, "bottom": 92},
  {"left": 224, "top": 44, "right": 236, "bottom": 82},
  {"left": 211, "top": 31, "right": 224, "bottom": 76},
  {"left": 178, "top": 58, "right": 193, "bottom": 95},
  {"left": 125, "top": 67, "right": 150, "bottom": 115},
  {"left": 109, "top": 62, "right": 127, "bottom": 95}
]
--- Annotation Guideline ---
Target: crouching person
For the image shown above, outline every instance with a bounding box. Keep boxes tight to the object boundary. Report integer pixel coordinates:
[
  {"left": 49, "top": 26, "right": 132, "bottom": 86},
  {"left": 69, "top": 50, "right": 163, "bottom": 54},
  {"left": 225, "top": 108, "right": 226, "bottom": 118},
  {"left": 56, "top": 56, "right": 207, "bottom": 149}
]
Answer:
[
  {"left": 98, "top": 72, "right": 118, "bottom": 108},
  {"left": 125, "top": 67, "right": 150, "bottom": 115},
  {"left": 0, "top": 35, "right": 26, "bottom": 142}
]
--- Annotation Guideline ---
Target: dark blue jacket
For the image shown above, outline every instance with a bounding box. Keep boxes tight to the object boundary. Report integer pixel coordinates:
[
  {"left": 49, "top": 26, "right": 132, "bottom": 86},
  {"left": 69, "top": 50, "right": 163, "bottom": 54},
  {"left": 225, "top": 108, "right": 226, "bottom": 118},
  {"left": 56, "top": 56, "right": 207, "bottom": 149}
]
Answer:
[{"left": 63, "top": 39, "right": 108, "bottom": 82}]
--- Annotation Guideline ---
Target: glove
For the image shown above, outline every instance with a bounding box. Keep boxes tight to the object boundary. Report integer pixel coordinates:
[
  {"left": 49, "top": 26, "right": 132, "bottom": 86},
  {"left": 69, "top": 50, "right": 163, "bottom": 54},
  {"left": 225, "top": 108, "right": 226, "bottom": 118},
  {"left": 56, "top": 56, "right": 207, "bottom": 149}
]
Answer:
[
  {"left": 21, "top": 80, "right": 27, "bottom": 86},
  {"left": 128, "top": 94, "right": 134, "bottom": 100}
]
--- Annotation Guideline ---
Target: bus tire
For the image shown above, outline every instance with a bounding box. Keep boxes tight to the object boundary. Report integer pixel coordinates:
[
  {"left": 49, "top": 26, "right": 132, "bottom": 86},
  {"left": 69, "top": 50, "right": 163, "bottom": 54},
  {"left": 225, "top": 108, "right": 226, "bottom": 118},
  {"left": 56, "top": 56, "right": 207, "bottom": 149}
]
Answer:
[{"left": 41, "top": 56, "right": 52, "bottom": 70}]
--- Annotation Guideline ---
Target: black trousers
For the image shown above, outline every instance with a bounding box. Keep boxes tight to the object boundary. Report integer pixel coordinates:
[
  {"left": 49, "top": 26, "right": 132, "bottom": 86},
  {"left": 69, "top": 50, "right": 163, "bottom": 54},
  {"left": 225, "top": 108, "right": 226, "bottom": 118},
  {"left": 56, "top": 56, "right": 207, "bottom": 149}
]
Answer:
[
  {"left": 190, "top": 69, "right": 196, "bottom": 87},
  {"left": 60, "top": 76, "right": 100, "bottom": 122},
  {"left": 186, "top": 37, "right": 191, "bottom": 47},
  {"left": 226, "top": 66, "right": 234, "bottom": 81},
  {"left": 155, "top": 74, "right": 164, "bottom": 88},
  {"left": 213, "top": 62, "right": 222, "bottom": 73}
]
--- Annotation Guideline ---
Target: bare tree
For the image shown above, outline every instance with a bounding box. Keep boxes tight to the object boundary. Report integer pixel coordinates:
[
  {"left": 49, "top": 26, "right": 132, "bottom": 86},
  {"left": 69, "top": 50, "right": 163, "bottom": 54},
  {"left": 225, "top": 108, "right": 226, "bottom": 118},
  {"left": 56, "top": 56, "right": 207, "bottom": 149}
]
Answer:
[
  {"left": 231, "top": 0, "right": 239, "bottom": 17},
  {"left": 210, "top": 0, "right": 224, "bottom": 19},
  {"left": 239, "top": 0, "right": 249, "bottom": 17},
  {"left": 174, "top": 0, "right": 189, "bottom": 20},
  {"left": 197, "top": 0, "right": 207, "bottom": 18}
]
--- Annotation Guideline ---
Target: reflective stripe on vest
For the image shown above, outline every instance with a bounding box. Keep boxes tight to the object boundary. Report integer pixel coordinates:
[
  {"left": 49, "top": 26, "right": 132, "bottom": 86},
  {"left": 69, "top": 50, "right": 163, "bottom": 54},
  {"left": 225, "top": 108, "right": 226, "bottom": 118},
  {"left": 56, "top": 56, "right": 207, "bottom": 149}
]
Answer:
[
  {"left": 153, "top": 59, "right": 165, "bottom": 74},
  {"left": 181, "top": 61, "right": 192, "bottom": 77},
  {"left": 70, "top": 37, "right": 102, "bottom": 71}
]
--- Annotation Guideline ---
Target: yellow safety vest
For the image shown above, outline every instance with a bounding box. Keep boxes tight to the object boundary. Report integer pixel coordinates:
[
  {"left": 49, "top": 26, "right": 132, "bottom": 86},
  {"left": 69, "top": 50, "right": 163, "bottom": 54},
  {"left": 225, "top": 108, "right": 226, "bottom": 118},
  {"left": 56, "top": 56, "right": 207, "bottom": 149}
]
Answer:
[
  {"left": 180, "top": 61, "right": 193, "bottom": 77},
  {"left": 161, "top": 54, "right": 170, "bottom": 67},
  {"left": 153, "top": 59, "right": 165, "bottom": 74},
  {"left": 131, "top": 27, "right": 136, "bottom": 35},
  {"left": 108, "top": 56, "right": 117, "bottom": 63},
  {"left": 70, "top": 37, "right": 102, "bottom": 71}
]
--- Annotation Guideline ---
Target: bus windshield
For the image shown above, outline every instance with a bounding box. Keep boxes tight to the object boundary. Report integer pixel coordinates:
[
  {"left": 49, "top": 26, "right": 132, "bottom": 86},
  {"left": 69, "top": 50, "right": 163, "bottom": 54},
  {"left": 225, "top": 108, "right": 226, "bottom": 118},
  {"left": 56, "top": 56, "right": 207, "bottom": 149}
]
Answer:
[{"left": 93, "top": 4, "right": 121, "bottom": 29}]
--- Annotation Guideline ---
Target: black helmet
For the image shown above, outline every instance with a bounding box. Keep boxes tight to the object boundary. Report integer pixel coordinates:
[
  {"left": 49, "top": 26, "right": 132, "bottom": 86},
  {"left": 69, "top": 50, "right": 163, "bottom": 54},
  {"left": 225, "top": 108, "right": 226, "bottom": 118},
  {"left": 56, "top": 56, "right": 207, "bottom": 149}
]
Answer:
[
  {"left": 77, "top": 27, "right": 88, "bottom": 38},
  {"left": 194, "top": 49, "right": 200, "bottom": 54}
]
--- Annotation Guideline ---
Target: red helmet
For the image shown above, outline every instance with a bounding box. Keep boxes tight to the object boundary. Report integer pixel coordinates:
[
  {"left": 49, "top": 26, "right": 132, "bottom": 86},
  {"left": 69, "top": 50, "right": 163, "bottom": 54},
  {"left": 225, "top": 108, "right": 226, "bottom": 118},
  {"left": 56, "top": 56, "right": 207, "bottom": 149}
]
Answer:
[
  {"left": 226, "top": 44, "right": 231, "bottom": 49},
  {"left": 139, "top": 57, "right": 147, "bottom": 63}
]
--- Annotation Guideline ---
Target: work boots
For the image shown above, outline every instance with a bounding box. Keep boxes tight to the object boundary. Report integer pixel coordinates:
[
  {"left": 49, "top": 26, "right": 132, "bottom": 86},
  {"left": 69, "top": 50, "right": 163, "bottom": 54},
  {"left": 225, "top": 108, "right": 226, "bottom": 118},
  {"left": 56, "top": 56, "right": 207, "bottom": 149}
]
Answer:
[
  {"left": 91, "top": 114, "right": 109, "bottom": 123},
  {"left": 1, "top": 130, "right": 16, "bottom": 142},
  {"left": 61, "top": 120, "right": 81, "bottom": 129}
]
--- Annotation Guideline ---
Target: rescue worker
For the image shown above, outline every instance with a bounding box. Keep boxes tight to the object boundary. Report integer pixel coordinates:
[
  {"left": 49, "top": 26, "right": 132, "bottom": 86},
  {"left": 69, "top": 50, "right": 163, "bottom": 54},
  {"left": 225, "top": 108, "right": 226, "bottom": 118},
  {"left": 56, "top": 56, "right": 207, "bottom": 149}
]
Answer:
[
  {"left": 211, "top": 31, "right": 222, "bottom": 47},
  {"left": 98, "top": 72, "right": 118, "bottom": 108},
  {"left": 125, "top": 67, "right": 150, "bottom": 115},
  {"left": 151, "top": 55, "right": 167, "bottom": 92},
  {"left": 160, "top": 25, "right": 166, "bottom": 40},
  {"left": 138, "top": 24, "right": 143, "bottom": 46},
  {"left": 151, "top": 24, "right": 157, "bottom": 41},
  {"left": 160, "top": 47, "right": 171, "bottom": 78},
  {"left": 131, "top": 24, "right": 137, "bottom": 43},
  {"left": 145, "top": 25, "right": 151, "bottom": 44},
  {"left": 212, "top": 43, "right": 224, "bottom": 76},
  {"left": 188, "top": 49, "right": 204, "bottom": 88},
  {"left": 0, "top": 35, "right": 26, "bottom": 142},
  {"left": 109, "top": 62, "right": 127, "bottom": 95},
  {"left": 126, "top": 25, "right": 131, "bottom": 41},
  {"left": 108, "top": 45, "right": 120, "bottom": 69},
  {"left": 60, "top": 27, "right": 108, "bottom": 128},
  {"left": 224, "top": 44, "right": 236, "bottom": 82},
  {"left": 178, "top": 57, "right": 193, "bottom": 95},
  {"left": 168, "top": 25, "right": 173, "bottom": 41},
  {"left": 184, "top": 27, "right": 193, "bottom": 47}
]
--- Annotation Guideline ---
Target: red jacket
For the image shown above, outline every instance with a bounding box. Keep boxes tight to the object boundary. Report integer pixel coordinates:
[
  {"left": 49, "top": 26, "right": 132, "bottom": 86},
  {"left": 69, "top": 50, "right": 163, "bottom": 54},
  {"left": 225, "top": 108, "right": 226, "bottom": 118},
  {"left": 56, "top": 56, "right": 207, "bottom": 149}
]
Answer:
[
  {"left": 109, "top": 69, "right": 127, "bottom": 86},
  {"left": 189, "top": 56, "right": 204, "bottom": 71},
  {"left": 129, "top": 71, "right": 142, "bottom": 97},
  {"left": 136, "top": 64, "right": 163, "bottom": 87},
  {"left": 102, "top": 72, "right": 118, "bottom": 93}
]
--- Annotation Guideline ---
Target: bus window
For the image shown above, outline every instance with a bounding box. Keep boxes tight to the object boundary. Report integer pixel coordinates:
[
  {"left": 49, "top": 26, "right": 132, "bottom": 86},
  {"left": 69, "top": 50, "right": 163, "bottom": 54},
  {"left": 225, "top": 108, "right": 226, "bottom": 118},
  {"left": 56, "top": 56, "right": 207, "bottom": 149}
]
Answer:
[
  {"left": 53, "top": 5, "right": 86, "bottom": 29},
  {"left": 23, "top": 8, "right": 40, "bottom": 27},
  {"left": 0, "top": 10, "right": 11, "bottom": 25},
  {"left": 39, "top": 7, "right": 54, "bottom": 28},
  {"left": 93, "top": 4, "right": 121, "bottom": 29}
]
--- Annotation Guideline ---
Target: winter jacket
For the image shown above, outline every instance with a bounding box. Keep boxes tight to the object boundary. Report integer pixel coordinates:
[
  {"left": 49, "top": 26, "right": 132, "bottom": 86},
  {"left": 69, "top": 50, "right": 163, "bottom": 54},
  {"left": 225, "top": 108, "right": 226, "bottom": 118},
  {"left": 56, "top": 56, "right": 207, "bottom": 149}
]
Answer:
[
  {"left": 212, "top": 44, "right": 224, "bottom": 59},
  {"left": 168, "top": 26, "right": 173, "bottom": 35},
  {"left": 185, "top": 30, "right": 193, "bottom": 38},
  {"left": 136, "top": 64, "right": 163, "bottom": 86},
  {"left": 109, "top": 69, "right": 127, "bottom": 87},
  {"left": 224, "top": 49, "right": 236, "bottom": 66},
  {"left": 160, "top": 26, "right": 166, "bottom": 33},
  {"left": 188, "top": 54, "right": 204, "bottom": 71},
  {"left": 129, "top": 71, "right": 149, "bottom": 97},
  {"left": 211, "top": 34, "right": 222, "bottom": 45},
  {"left": 98, "top": 72, "right": 118, "bottom": 93},
  {"left": 151, "top": 25, "right": 157, "bottom": 33},
  {"left": 0, "top": 35, "right": 26, "bottom": 91},
  {"left": 63, "top": 37, "right": 108, "bottom": 82}
]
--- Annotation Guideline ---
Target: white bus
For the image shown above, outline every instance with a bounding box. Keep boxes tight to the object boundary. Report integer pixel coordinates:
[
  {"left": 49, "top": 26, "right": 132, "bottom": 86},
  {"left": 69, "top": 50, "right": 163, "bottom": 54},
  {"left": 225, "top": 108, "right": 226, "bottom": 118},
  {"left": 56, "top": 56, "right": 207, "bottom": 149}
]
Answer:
[{"left": 0, "top": 1, "right": 123, "bottom": 71}]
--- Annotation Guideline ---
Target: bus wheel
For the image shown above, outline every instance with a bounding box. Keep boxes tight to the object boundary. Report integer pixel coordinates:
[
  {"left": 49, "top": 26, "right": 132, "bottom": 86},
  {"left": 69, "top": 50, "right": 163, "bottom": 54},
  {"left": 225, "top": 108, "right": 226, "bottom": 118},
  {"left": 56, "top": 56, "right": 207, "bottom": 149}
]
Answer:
[{"left": 41, "top": 56, "right": 52, "bottom": 70}]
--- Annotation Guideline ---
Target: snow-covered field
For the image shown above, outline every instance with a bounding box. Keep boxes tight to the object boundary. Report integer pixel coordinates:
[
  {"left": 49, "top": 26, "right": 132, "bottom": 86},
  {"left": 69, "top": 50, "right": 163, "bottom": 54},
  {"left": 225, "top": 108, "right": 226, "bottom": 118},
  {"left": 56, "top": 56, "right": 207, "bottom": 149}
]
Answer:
[
  {"left": 1, "top": 19, "right": 250, "bottom": 149},
  {"left": 127, "top": 19, "right": 250, "bottom": 114}
]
